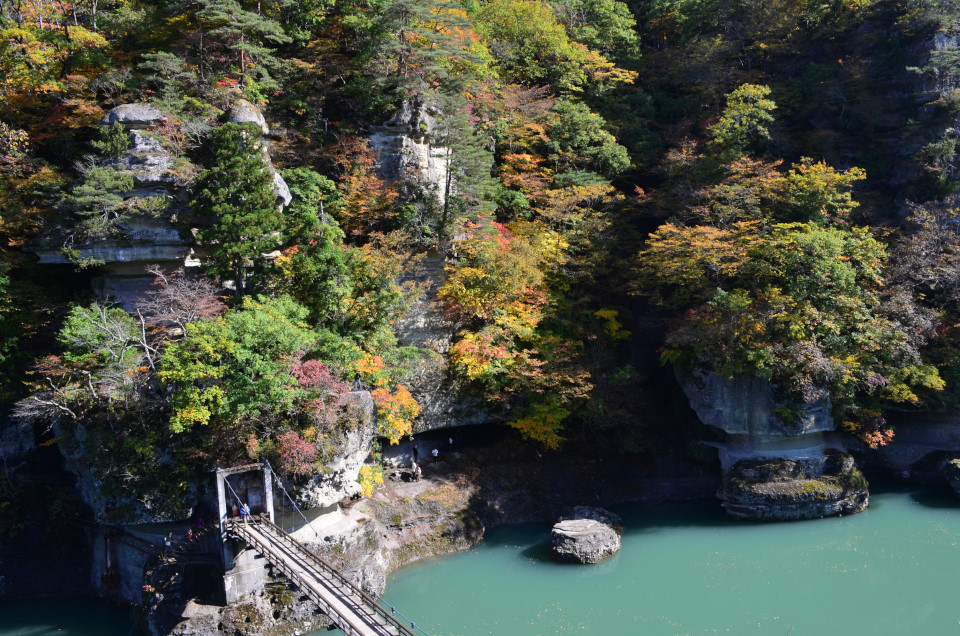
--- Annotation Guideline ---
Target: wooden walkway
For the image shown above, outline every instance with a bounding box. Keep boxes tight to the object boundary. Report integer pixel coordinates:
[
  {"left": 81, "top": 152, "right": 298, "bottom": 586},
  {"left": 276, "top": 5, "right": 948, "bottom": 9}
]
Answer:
[{"left": 227, "top": 517, "right": 421, "bottom": 636}]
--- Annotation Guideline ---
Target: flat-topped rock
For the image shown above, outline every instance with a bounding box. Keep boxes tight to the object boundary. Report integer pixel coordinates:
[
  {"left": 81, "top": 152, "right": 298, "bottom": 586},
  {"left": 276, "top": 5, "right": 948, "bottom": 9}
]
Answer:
[
  {"left": 550, "top": 518, "right": 621, "bottom": 564},
  {"left": 101, "top": 103, "right": 168, "bottom": 128}
]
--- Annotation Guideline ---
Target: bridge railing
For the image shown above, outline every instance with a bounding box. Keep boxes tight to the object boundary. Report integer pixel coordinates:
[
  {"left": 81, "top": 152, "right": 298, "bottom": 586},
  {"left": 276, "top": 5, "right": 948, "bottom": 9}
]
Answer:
[
  {"left": 228, "top": 520, "right": 373, "bottom": 636},
  {"left": 228, "top": 518, "right": 423, "bottom": 636},
  {"left": 257, "top": 517, "right": 424, "bottom": 636}
]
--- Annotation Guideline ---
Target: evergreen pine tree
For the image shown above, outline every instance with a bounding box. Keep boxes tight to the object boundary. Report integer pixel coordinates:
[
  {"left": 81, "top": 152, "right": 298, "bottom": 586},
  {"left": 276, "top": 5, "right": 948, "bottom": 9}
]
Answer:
[
  {"left": 433, "top": 92, "right": 496, "bottom": 242},
  {"left": 192, "top": 122, "right": 283, "bottom": 296},
  {"left": 197, "top": 0, "right": 292, "bottom": 93},
  {"left": 373, "top": 0, "right": 485, "bottom": 101}
]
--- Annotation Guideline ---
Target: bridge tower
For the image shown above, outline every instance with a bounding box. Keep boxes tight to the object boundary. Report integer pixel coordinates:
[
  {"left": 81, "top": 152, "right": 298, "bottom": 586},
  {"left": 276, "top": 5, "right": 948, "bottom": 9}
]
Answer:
[{"left": 216, "top": 463, "right": 276, "bottom": 602}]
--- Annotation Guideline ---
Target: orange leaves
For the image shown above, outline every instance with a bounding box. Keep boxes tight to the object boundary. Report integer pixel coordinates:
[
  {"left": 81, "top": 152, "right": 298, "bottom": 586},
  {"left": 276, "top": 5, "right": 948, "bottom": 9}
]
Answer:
[
  {"left": 439, "top": 218, "right": 546, "bottom": 325},
  {"left": 449, "top": 331, "right": 512, "bottom": 381},
  {"left": 331, "top": 135, "right": 399, "bottom": 239},
  {"left": 353, "top": 352, "right": 388, "bottom": 387},
  {"left": 636, "top": 221, "right": 762, "bottom": 309}
]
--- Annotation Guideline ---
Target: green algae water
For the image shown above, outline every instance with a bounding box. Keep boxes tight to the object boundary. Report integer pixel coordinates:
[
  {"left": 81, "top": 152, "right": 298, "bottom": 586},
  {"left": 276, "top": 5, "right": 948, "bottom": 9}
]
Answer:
[
  {"left": 0, "top": 598, "right": 136, "bottom": 636},
  {"left": 377, "top": 487, "right": 960, "bottom": 635}
]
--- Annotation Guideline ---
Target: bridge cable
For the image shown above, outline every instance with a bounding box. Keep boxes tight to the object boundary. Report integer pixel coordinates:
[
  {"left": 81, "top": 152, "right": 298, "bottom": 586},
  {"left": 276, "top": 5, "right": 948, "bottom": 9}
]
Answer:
[{"left": 218, "top": 468, "right": 249, "bottom": 514}]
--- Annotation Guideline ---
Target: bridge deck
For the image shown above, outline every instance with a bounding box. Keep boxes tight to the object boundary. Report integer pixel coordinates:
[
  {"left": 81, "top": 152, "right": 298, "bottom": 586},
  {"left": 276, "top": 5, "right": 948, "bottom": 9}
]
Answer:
[{"left": 228, "top": 518, "right": 415, "bottom": 636}]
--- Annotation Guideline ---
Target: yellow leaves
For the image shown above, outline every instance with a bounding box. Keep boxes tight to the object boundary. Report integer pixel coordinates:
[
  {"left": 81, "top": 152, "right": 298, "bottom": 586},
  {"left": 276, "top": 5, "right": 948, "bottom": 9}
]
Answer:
[
  {"left": 578, "top": 44, "right": 638, "bottom": 90},
  {"left": 358, "top": 465, "right": 384, "bottom": 498},
  {"left": 881, "top": 365, "right": 945, "bottom": 404},
  {"left": 508, "top": 398, "right": 569, "bottom": 449},
  {"left": 594, "top": 309, "right": 630, "bottom": 340},
  {"left": 65, "top": 25, "right": 109, "bottom": 50},
  {"left": 372, "top": 384, "right": 421, "bottom": 445},
  {"left": 635, "top": 220, "right": 761, "bottom": 308}
]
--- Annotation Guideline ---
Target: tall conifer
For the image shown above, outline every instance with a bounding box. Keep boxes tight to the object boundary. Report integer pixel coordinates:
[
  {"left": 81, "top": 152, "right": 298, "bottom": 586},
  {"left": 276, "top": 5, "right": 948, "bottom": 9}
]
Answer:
[{"left": 192, "top": 122, "right": 283, "bottom": 296}]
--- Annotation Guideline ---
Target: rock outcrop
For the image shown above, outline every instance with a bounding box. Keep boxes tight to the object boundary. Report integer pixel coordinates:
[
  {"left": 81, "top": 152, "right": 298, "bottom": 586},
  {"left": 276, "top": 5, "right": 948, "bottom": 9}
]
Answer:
[
  {"left": 550, "top": 518, "right": 621, "bottom": 564},
  {"left": 160, "top": 589, "right": 333, "bottom": 636},
  {"left": 943, "top": 458, "right": 960, "bottom": 498},
  {"left": 369, "top": 99, "right": 450, "bottom": 204},
  {"left": 296, "top": 392, "right": 378, "bottom": 508},
  {"left": 682, "top": 371, "right": 833, "bottom": 438},
  {"left": 394, "top": 251, "right": 497, "bottom": 431},
  {"left": 34, "top": 101, "right": 291, "bottom": 310},
  {"left": 101, "top": 103, "right": 168, "bottom": 128},
  {"left": 565, "top": 506, "right": 623, "bottom": 533},
  {"left": 719, "top": 452, "right": 869, "bottom": 521},
  {"left": 871, "top": 411, "right": 960, "bottom": 482},
  {"left": 227, "top": 99, "right": 270, "bottom": 135},
  {"left": 53, "top": 419, "right": 198, "bottom": 524},
  {"left": 681, "top": 369, "right": 867, "bottom": 520}
]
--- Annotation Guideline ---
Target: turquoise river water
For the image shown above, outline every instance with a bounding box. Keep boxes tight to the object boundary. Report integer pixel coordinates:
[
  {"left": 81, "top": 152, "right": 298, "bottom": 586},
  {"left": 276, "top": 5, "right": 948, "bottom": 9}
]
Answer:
[{"left": 4, "top": 487, "right": 960, "bottom": 635}]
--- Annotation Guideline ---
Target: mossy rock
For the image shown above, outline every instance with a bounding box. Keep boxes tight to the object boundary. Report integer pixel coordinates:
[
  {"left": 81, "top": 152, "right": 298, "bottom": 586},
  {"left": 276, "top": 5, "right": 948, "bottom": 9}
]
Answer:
[{"left": 719, "top": 453, "right": 869, "bottom": 521}]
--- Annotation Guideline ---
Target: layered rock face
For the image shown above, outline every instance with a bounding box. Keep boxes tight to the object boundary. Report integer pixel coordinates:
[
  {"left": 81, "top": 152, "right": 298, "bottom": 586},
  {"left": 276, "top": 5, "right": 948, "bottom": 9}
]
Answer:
[
  {"left": 682, "top": 370, "right": 867, "bottom": 520},
  {"left": 34, "top": 101, "right": 291, "bottom": 310},
  {"left": 394, "top": 252, "right": 496, "bottom": 431},
  {"left": 369, "top": 99, "right": 449, "bottom": 203},
  {"left": 943, "top": 459, "right": 960, "bottom": 497}
]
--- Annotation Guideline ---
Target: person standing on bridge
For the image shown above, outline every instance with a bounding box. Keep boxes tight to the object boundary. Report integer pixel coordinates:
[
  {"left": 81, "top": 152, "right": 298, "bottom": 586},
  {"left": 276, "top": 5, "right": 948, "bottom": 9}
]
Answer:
[{"left": 240, "top": 503, "right": 248, "bottom": 524}]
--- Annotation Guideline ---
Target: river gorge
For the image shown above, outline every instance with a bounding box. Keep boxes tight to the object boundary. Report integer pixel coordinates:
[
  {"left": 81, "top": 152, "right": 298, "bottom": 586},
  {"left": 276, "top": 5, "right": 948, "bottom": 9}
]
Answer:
[{"left": 5, "top": 485, "right": 960, "bottom": 636}]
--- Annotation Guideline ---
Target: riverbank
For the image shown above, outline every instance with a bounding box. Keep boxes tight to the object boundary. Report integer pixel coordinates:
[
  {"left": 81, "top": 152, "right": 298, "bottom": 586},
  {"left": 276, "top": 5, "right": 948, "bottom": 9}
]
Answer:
[{"left": 164, "top": 429, "right": 720, "bottom": 636}]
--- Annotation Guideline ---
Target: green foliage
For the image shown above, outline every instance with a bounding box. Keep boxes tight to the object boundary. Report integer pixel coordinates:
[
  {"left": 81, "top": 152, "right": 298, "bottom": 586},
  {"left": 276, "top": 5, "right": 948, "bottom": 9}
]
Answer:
[
  {"left": 548, "top": 99, "right": 630, "bottom": 177},
  {"left": 369, "top": 0, "right": 491, "bottom": 101},
  {"left": 431, "top": 92, "right": 497, "bottom": 242},
  {"left": 159, "top": 295, "right": 316, "bottom": 433},
  {"left": 90, "top": 122, "right": 129, "bottom": 158},
  {"left": 273, "top": 167, "right": 354, "bottom": 324},
  {"left": 193, "top": 122, "right": 283, "bottom": 295},
  {"left": 197, "top": 0, "right": 292, "bottom": 93},
  {"left": 781, "top": 158, "right": 866, "bottom": 225},
  {"left": 0, "top": 266, "right": 20, "bottom": 390},
  {"left": 550, "top": 0, "right": 640, "bottom": 61},
  {"left": 63, "top": 163, "right": 134, "bottom": 240},
  {"left": 58, "top": 302, "right": 142, "bottom": 397},
  {"left": 708, "top": 83, "right": 777, "bottom": 157},
  {"left": 474, "top": 0, "right": 637, "bottom": 93}
]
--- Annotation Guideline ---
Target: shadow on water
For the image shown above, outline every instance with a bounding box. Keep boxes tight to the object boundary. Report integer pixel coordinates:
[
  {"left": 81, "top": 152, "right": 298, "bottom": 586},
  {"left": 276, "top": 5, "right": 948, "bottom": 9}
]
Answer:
[
  {"left": 513, "top": 533, "right": 624, "bottom": 577},
  {"left": 909, "top": 487, "right": 960, "bottom": 509},
  {"left": 866, "top": 480, "right": 960, "bottom": 510}
]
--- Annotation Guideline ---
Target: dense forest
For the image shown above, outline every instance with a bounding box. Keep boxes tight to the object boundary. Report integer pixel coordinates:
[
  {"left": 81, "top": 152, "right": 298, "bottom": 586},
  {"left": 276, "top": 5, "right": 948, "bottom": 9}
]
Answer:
[{"left": 2, "top": 0, "right": 960, "bottom": 521}]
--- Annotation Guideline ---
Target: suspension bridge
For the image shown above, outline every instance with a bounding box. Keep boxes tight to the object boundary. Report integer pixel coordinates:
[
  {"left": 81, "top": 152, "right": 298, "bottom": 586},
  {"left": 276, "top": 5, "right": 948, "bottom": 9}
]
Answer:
[{"left": 217, "top": 463, "right": 429, "bottom": 636}]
